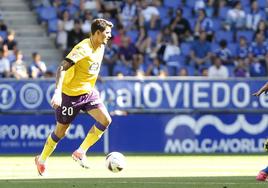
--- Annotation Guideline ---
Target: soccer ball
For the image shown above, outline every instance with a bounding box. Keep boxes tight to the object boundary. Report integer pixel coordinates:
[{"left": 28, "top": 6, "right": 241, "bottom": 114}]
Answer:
[{"left": 105, "top": 152, "right": 126, "bottom": 173}]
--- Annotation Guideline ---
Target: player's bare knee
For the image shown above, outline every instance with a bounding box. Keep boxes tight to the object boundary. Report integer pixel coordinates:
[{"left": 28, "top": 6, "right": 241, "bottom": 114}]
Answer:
[{"left": 100, "top": 116, "right": 112, "bottom": 127}]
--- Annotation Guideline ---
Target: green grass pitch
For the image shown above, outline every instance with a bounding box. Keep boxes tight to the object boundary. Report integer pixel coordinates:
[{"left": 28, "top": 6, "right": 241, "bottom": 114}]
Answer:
[{"left": 0, "top": 155, "right": 267, "bottom": 188}]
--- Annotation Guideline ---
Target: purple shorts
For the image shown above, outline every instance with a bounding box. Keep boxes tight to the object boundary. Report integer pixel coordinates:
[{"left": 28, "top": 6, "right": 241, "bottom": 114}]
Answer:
[{"left": 55, "top": 89, "right": 104, "bottom": 124}]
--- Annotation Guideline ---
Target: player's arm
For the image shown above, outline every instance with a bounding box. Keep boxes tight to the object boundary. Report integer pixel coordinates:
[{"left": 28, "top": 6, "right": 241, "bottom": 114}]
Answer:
[
  {"left": 252, "top": 82, "right": 268, "bottom": 96},
  {"left": 51, "top": 60, "right": 74, "bottom": 109}
]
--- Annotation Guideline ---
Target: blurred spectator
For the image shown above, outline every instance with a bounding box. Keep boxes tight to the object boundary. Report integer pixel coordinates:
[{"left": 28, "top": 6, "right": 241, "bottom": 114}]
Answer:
[
  {"left": 246, "top": 0, "right": 262, "bottom": 31},
  {"left": 67, "top": 19, "right": 85, "bottom": 51},
  {"left": 235, "top": 36, "right": 249, "bottom": 62},
  {"left": 118, "top": 36, "right": 138, "bottom": 69},
  {"left": 138, "top": 0, "right": 160, "bottom": 29},
  {"left": 79, "top": 0, "right": 101, "bottom": 18},
  {"left": 233, "top": 58, "right": 249, "bottom": 77},
  {"left": 208, "top": 57, "right": 229, "bottom": 78},
  {"left": 119, "top": 0, "right": 138, "bottom": 30},
  {"left": 178, "top": 67, "right": 188, "bottom": 76},
  {"left": 11, "top": 50, "right": 28, "bottom": 79},
  {"left": 224, "top": 1, "right": 246, "bottom": 30},
  {"left": 190, "top": 31, "right": 212, "bottom": 71},
  {"left": 0, "top": 48, "right": 10, "bottom": 78},
  {"left": 0, "top": 18, "right": 7, "bottom": 32},
  {"left": 130, "top": 52, "right": 144, "bottom": 77},
  {"left": 248, "top": 32, "right": 268, "bottom": 65},
  {"left": 112, "top": 24, "right": 130, "bottom": 47},
  {"left": 249, "top": 60, "right": 266, "bottom": 77},
  {"left": 4, "top": 30, "right": 17, "bottom": 53},
  {"left": 29, "top": 52, "right": 47, "bottom": 78},
  {"left": 214, "top": 39, "right": 233, "bottom": 65},
  {"left": 63, "top": 0, "right": 79, "bottom": 18},
  {"left": 151, "top": 26, "right": 178, "bottom": 60},
  {"left": 58, "top": 10, "right": 74, "bottom": 32},
  {"left": 194, "top": 0, "right": 205, "bottom": 15},
  {"left": 135, "top": 26, "right": 152, "bottom": 54},
  {"left": 204, "top": 0, "right": 215, "bottom": 18},
  {"left": 103, "top": 38, "right": 119, "bottom": 76},
  {"left": 200, "top": 67, "right": 208, "bottom": 76},
  {"left": 56, "top": 21, "right": 68, "bottom": 50},
  {"left": 170, "top": 8, "right": 193, "bottom": 42},
  {"left": 194, "top": 9, "right": 214, "bottom": 41},
  {"left": 254, "top": 20, "right": 268, "bottom": 39},
  {"left": 81, "top": 10, "right": 93, "bottom": 34},
  {"left": 146, "top": 57, "right": 168, "bottom": 77}
]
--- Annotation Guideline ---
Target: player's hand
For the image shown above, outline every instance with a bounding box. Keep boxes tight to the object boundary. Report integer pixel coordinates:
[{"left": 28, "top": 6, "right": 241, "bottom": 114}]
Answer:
[
  {"left": 264, "top": 139, "right": 268, "bottom": 152},
  {"left": 51, "top": 89, "right": 62, "bottom": 109},
  {"left": 252, "top": 82, "right": 268, "bottom": 97}
]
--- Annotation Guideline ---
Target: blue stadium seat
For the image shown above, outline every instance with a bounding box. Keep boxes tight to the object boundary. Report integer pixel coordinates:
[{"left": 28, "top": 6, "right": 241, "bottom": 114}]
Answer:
[
  {"left": 183, "top": 7, "right": 193, "bottom": 18},
  {"left": 236, "top": 30, "right": 254, "bottom": 43},
  {"left": 218, "top": 7, "right": 229, "bottom": 20},
  {"left": 164, "top": 0, "right": 181, "bottom": 8},
  {"left": 257, "top": 0, "right": 267, "bottom": 9},
  {"left": 0, "top": 31, "right": 7, "bottom": 40},
  {"left": 185, "top": 0, "right": 196, "bottom": 8},
  {"left": 180, "top": 42, "right": 192, "bottom": 56},
  {"left": 188, "top": 18, "right": 196, "bottom": 31},
  {"left": 215, "top": 30, "right": 233, "bottom": 43},
  {"left": 148, "top": 30, "right": 159, "bottom": 43},
  {"left": 212, "top": 18, "right": 222, "bottom": 31},
  {"left": 158, "top": 6, "right": 169, "bottom": 19},
  {"left": 39, "top": 6, "right": 57, "bottom": 22},
  {"left": 127, "top": 30, "right": 138, "bottom": 42},
  {"left": 48, "top": 19, "right": 58, "bottom": 33},
  {"left": 228, "top": 43, "right": 237, "bottom": 55}
]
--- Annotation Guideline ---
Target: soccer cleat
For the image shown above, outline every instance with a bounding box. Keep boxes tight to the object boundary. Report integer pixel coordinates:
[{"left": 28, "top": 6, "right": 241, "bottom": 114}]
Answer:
[
  {"left": 256, "top": 171, "right": 268, "bottom": 181},
  {"left": 72, "top": 150, "right": 90, "bottom": 169},
  {"left": 34, "top": 156, "right": 46, "bottom": 176}
]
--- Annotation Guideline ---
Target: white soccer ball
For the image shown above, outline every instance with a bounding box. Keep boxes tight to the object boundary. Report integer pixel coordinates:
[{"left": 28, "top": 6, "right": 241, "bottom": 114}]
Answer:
[{"left": 105, "top": 152, "right": 126, "bottom": 173}]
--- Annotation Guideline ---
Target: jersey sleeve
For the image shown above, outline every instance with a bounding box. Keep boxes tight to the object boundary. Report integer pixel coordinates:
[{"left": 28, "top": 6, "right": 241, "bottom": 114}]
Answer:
[{"left": 65, "top": 46, "right": 86, "bottom": 64}]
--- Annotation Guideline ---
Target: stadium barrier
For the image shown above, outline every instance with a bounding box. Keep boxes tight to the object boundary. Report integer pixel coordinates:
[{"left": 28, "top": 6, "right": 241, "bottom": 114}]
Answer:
[{"left": 0, "top": 77, "right": 267, "bottom": 154}]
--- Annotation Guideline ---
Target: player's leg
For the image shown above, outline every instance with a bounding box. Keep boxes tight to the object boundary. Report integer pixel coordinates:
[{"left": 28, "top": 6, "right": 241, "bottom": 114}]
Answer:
[
  {"left": 35, "top": 93, "right": 81, "bottom": 175},
  {"left": 35, "top": 122, "right": 69, "bottom": 175},
  {"left": 80, "top": 106, "right": 111, "bottom": 153},
  {"left": 256, "top": 166, "right": 268, "bottom": 181}
]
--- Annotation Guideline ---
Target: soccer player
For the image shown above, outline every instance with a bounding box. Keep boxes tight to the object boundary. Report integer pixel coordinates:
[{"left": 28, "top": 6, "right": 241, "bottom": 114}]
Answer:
[
  {"left": 253, "top": 82, "right": 268, "bottom": 181},
  {"left": 35, "top": 18, "right": 113, "bottom": 176}
]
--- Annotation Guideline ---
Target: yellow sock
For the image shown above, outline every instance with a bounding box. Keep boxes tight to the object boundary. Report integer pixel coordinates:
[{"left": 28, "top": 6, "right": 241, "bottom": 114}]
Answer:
[
  {"left": 39, "top": 132, "right": 59, "bottom": 163},
  {"left": 79, "top": 124, "right": 105, "bottom": 153}
]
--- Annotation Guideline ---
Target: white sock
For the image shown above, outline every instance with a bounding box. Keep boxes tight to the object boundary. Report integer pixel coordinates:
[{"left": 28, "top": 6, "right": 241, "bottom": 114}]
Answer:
[{"left": 76, "top": 147, "right": 86, "bottom": 155}]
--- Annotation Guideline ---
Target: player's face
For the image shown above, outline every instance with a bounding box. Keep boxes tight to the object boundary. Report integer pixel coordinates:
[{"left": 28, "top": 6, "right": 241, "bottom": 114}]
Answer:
[{"left": 99, "top": 27, "right": 112, "bottom": 45}]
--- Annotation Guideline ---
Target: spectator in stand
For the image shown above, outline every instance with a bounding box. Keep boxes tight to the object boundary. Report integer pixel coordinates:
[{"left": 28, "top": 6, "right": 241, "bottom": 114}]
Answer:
[
  {"left": 4, "top": 30, "right": 17, "bottom": 53},
  {"left": 138, "top": 0, "right": 160, "bottom": 29},
  {"left": 200, "top": 67, "right": 208, "bottom": 76},
  {"left": 56, "top": 21, "right": 68, "bottom": 50},
  {"left": 112, "top": 24, "right": 130, "bottom": 47},
  {"left": 81, "top": 10, "right": 93, "bottom": 34},
  {"left": 130, "top": 52, "right": 144, "bottom": 77},
  {"left": 224, "top": 1, "right": 246, "bottom": 31},
  {"left": 63, "top": 0, "right": 79, "bottom": 18},
  {"left": 118, "top": 36, "right": 138, "bottom": 69},
  {"left": 246, "top": 0, "right": 262, "bottom": 31},
  {"left": 67, "top": 19, "right": 85, "bottom": 52},
  {"left": 119, "top": 0, "right": 138, "bottom": 31},
  {"left": 102, "top": 37, "right": 119, "bottom": 76},
  {"left": 170, "top": 8, "right": 193, "bottom": 42},
  {"left": 214, "top": 39, "right": 233, "bottom": 65},
  {"left": 178, "top": 67, "right": 188, "bottom": 76},
  {"left": 204, "top": 0, "right": 216, "bottom": 18},
  {"left": 29, "top": 52, "right": 47, "bottom": 78},
  {"left": 0, "top": 18, "right": 7, "bottom": 32},
  {"left": 151, "top": 25, "right": 178, "bottom": 61},
  {"left": 79, "top": 0, "right": 101, "bottom": 18},
  {"left": 234, "top": 57, "right": 249, "bottom": 77},
  {"left": 0, "top": 48, "right": 10, "bottom": 78},
  {"left": 194, "top": 9, "right": 214, "bottom": 41},
  {"left": 254, "top": 20, "right": 268, "bottom": 39},
  {"left": 135, "top": 26, "right": 152, "bottom": 54},
  {"left": 146, "top": 56, "right": 168, "bottom": 77},
  {"left": 58, "top": 10, "right": 74, "bottom": 32},
  {"left": 190, "top": 31, "right": 212, "bottom": 71},
  {"left": 248, "top": 32, "right": 268, "bottom": 69},
  {"left": 11, "top": 50, "right": 28, "bottom": 79},
  {"left": 235, "top": 36, "right": 249, "bottom": 63},
  {"left": 208, "top": 56, "right": 229, "bottom": 78},
  {"left": 249, "top": 59, "right": 267, "bottom": 77}
]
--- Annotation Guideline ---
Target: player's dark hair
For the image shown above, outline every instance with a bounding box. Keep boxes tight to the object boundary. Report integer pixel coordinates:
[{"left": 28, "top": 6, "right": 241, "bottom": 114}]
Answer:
[{"left": 91, "top": 19, "right": 113, "bottom": 35}]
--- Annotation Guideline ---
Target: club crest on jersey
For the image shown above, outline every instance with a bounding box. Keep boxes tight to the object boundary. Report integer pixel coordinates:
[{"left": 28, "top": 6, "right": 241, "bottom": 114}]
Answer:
[{"left": 88, "top": 62, "right": 99, "bottom": 74}]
